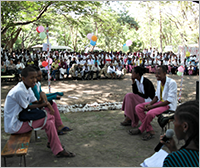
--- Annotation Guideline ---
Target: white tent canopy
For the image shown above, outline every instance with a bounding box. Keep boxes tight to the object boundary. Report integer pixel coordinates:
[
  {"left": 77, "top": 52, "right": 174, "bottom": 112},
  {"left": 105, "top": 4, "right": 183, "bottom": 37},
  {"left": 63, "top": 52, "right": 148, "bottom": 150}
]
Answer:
[{"left": 32, "top": 45, "right": 73, "bottom": 51}]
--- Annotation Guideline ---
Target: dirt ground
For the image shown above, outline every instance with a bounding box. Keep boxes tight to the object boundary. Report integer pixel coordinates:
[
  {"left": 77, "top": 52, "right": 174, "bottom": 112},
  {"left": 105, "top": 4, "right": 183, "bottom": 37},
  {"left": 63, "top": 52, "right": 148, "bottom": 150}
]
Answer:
[{"left": 1, "top": 73, "right": 199, "bottom": 167}]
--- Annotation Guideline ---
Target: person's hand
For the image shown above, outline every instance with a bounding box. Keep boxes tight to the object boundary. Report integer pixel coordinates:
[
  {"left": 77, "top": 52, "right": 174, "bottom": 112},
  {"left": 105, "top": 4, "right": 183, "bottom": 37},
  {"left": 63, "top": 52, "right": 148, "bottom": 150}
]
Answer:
[
  {"left": 160, "top": 134, "right": 177, "bottom": 153},
  {"left": 144, "top": 103, "right": 151, "bottom": 110}
]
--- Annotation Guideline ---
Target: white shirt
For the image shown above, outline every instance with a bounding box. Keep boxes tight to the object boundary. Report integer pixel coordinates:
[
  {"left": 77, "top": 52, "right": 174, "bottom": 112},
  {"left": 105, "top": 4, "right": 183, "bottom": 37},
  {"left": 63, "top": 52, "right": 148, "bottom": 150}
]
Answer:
[
  {"left": 155, "top": 76, "right": 177, "bottom": 111},
  {"left": 107, "top": 65, "right": 116, "bottom": 73},
  {"left": 16, "top": 63, "right": 25, "bottom": 70},
  {"left": 87, "top": 59, "right": 94, "bottom": 65},
  {"left": 4, "top": 82, "right": 37, "bottom": 134}
]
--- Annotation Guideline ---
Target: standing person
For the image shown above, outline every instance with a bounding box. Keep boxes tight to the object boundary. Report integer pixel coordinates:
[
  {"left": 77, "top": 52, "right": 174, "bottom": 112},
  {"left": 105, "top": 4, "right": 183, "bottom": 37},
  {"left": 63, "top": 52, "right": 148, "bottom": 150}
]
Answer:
[
  {"left": 121, "top": 66, "right": 155, "bottom": 127},
  {"left": 51, "top": 59, "right": 59, "bottom": 81},
  {"left": 4, "top": 66, "right": 75, "bottom": 158},
  {"left": 161, "top": 100, "right": 199, "bottom": 167},
  {"left": 129, "top": 65, "right": 177, "bottom": 140}
]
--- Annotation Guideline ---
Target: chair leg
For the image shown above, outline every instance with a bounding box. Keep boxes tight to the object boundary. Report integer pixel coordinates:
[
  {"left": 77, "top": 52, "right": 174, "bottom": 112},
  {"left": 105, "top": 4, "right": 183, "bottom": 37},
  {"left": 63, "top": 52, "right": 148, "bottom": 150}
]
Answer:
[
  {"left": 4, "top": 157, "right": 7, "bottom": 167},
  {"left": 19, "top": 155, "right": 22, "bottom": 167},
  {"left": 24, "top": 155, "right": 26, "bottom": 167},
  {"left": 35, "top": 131, "right": 38, "bottom": 141}
]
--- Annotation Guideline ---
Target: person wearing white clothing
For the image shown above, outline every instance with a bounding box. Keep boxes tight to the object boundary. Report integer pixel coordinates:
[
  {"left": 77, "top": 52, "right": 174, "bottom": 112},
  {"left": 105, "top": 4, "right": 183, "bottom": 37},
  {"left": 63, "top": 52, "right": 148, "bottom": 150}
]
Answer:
[
  {"left": 16, "top": 59, "right": 25, "bottom": 78},
  {"left": 87, "top": 56, "right": 94, "bottom": 65},
  {"left": 129, "top": 65, "right": 177, "bottom": 140},
  {"left": 90, "top": 62, "right": 101, "bottom": 80},
  {"left": 107, "top": 63, "right": 117, "bottom": 79}
]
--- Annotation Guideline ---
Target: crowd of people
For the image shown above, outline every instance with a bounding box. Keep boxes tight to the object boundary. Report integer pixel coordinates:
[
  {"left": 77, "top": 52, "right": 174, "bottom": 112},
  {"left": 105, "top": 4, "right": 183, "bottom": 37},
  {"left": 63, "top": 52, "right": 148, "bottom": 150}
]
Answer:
[{"left": 1, "top": 47, "right": 199, "bottom": 81}]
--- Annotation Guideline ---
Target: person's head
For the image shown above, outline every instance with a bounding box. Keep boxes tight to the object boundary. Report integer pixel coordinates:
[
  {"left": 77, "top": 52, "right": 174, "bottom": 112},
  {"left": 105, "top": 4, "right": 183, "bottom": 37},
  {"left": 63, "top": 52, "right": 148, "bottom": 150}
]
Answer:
[
  {"left": 155, "top": 65, "right": 167, "bottom": 81},
  {"left": 55, "top": 59, "right": 58, "bottom": 64},
  {"left": 17, "top": 59, "right": 21, "bottom": 64},
  {"left": 95, "top": 62, "right": 98, "bottom": 66},
  {"left": 174, "top": 100, "right": 199, "bottom": 149},
  {"left": 33, "top": 66, "right": 42, "bottom": 82},
  {"left": 10, "top": 60, "right": 13, "bottom": 64},
  {"left": 132, "top": 66, "right": 145, "bottom": 79},
  {"left": 21, "top": 66, "right": 37, "bottom": 89}
]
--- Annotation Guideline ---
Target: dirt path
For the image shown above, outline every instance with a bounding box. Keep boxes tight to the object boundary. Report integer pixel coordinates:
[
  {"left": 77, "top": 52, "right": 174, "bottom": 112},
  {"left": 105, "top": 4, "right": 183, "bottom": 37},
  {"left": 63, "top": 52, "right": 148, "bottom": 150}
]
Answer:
[{"left": 1, "top": 73, "right": 199, "bottom": 167}]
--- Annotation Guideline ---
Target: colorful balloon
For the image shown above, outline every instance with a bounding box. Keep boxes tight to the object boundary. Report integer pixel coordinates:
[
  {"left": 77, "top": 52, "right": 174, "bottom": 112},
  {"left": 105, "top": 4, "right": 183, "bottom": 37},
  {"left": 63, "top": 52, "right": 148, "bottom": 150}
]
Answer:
[
  {"left": 46, "top": 58, "right": 53, "bottom": 65},
  {"left": 177, "top": 71, "right": 182, "bottom": 76},
  {"left": 178, "top": 66, "right": 184, "bottom": 73},
  {"left": 87, "top": 33, "right": 93, "bottom": 40},
  {"left": 39, "top": 32, "right": 46, "bottom": 39},
  {"left": 45, "top": 65, "right": 51, "bottom": 70},
  {"left": 36, "top": 27, "right": 40, "bottom": 33},
  {"left": 42, "top": 61, "right": 48, "bottom": 67},
  {"left": 123, "top": 45, "right": 129, "bottom": 52},
  {"left": 186, "top": 51, "right": 190, "bottom": 57},
  {"left": 126, "top": 40, "right": 132, "bottom": 46},
  {"left": 90, "top": 40, "right": 96, "bottom": 46},
  {"left": 91, "top": 35, "right": 97, "bottom": 41},
  {"left": 123, "top": 44, "right": 126, "bottom": 47},
  {"left": 38, "top": 26, "right": 45, "bottom": 33}
]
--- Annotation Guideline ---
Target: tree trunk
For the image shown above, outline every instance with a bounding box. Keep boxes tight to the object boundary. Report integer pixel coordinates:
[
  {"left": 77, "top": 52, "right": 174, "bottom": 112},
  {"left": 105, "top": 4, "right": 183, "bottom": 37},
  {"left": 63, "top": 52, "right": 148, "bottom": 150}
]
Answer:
[
  {"left": 159, "top": 2, "right": 163, "bottom": 53},
  {"left": 7, "top": 28, "right": 22, "bottom": 52}
]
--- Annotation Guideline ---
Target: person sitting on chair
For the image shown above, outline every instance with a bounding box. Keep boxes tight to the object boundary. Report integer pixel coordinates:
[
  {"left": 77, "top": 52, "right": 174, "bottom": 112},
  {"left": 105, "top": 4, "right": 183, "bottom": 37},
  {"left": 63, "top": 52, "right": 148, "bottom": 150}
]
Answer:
[
  {"left": 4, "top": 66, "right": 75, "bottom": 158},
  {"left": 90, "top": 62, "right": 101, "bottom": 80},
  {"left": 129, "top": 65, "right": 177, "bottom": 141},
  {"left": 121, "top": 66, "right": 155, "bottom": 127},
  {"left": 161, "top": 100, "right": 199, "bottom": 167}
]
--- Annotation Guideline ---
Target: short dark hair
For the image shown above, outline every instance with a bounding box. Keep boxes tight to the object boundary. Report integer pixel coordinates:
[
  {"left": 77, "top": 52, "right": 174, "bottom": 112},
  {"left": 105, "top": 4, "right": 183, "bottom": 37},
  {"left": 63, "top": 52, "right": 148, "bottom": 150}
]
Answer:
[
  {"left": 157, "top": 65, "right": 167, "bottom": 73},
  {"left": 21, "top": 66, "right": 36, "bottom": 77},
  {"left": 132, "top": 66, "right": 145, "bottom": 77}
]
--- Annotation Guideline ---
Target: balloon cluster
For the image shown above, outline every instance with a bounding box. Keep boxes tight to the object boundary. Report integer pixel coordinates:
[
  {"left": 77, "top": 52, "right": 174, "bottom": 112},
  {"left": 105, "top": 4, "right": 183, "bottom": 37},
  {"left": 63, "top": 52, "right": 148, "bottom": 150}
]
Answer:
[
  {"left": 87, "top": 33, "right": 98, "bottom": 46},
  {"left": 122, "top": 40, "right": 132, "bottom": 52},
  {"left": 177, "top": 65, "right": 184, "bottom": 76},
  {"left": 36, "top": 26, "right": 46, "bottom": 39},
  {"left": 42, "top": 58, "right": 53, "bottom": 70}
]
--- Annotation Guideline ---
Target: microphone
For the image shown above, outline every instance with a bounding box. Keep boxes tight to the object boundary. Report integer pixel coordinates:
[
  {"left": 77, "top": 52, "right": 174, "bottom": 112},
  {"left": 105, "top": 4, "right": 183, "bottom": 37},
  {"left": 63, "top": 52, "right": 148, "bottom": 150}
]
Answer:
[{"left": 154, "top": 129, "right": 174, "bottom": 152}]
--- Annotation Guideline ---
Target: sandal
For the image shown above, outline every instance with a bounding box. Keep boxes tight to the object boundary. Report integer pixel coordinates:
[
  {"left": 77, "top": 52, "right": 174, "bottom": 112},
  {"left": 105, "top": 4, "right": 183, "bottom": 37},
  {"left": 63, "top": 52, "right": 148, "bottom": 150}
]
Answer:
[
  {"left": 57, "top": 126, "right": 73, "bottom": 135},
  {"left": 129, "top": 129, "right": 141, "bottom": 135},
  {"left": 56, "top": 150, "right": 76, "bottom": 158},
  {"left": 47, "top": 142, "right": 65, "bottom": 149},
  {"left": 142, "top": 132, "right": 155, "bottom": 141},
  {"left": 61, "top": 126, "right": 73, "bottom": 132},
  {"left": 120, "top": 120, "right": 131, "bottom": 126}
]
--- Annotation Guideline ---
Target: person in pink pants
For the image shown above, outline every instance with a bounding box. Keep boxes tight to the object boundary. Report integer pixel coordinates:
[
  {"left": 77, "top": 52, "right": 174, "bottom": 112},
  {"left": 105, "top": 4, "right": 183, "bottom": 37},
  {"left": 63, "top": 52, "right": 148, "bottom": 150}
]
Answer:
[
  {"left": 128, "top": 65, "right": 177, "bottom": 141},
  {"left": 4, "top": 66, "right": 75, "bottom": 158}
]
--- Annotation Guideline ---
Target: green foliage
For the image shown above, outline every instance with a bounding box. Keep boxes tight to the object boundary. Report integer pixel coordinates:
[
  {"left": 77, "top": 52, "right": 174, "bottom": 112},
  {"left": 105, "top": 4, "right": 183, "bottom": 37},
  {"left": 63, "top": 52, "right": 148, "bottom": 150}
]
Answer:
[{"left": 1, "top": 1, "right": 199, "bottom": 53}]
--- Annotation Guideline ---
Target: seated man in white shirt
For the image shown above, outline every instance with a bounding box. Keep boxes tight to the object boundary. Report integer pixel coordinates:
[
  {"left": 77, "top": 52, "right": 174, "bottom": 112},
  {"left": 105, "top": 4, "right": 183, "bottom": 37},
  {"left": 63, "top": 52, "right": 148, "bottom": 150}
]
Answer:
[
  {"left": 82, "top": 62, "right": 91, "bottom": 80},
  {"left": 129, "top": 65, "right": 177, "bottom": 141},
  {"left": 91, "top": 62, "right": 101, "bottom": 80},
  {"left": 16, "top": 59, "right": 25, "bottom": 79},
  {"left": 107, "top": 63, "right": 117, "bottom": 79},
  {"left": 115, "top": 62, "right": 124, "bottom": 78},
  {"left": 4, "top": 66, "right": 75, "bottom": 158}
]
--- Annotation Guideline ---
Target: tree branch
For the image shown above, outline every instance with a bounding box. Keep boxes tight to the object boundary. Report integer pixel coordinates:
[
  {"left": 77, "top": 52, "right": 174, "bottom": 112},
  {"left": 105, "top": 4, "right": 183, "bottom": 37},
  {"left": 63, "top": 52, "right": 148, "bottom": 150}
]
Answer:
[{"left": 1, "top": 2, "right": 52, "bottom": 34}]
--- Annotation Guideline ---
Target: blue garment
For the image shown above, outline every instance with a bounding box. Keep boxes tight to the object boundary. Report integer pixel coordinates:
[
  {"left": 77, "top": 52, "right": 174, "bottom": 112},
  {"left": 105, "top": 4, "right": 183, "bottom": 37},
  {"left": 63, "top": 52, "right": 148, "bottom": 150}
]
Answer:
[{"left": 32, "top": 83, "right": 63, "bottom": 102}]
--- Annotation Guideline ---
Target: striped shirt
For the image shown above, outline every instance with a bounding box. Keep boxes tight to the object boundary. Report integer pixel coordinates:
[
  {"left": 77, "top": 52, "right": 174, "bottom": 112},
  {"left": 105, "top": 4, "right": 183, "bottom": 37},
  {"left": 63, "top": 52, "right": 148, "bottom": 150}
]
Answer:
[{"left": 163, "top": 148, "right": 199, "bottom": 167}]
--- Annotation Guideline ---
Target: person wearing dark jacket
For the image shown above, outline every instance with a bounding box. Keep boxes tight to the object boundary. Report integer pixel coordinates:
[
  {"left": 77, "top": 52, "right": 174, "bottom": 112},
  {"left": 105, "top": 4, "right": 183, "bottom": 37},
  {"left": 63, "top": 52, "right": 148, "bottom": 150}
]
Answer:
[{"left": 121, "top": 66, "right": 155, "bottom": 127}]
